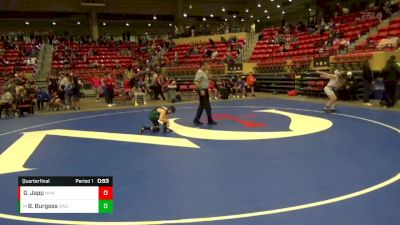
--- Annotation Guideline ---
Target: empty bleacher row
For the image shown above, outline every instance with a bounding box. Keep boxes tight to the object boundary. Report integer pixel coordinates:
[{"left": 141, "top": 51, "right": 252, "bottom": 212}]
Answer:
[{"left": 51, "top": 40, "right": 164, "bottom": 70}]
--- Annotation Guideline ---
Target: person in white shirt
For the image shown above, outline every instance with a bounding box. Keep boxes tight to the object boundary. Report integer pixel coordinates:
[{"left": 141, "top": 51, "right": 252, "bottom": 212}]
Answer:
[
  {"left": 193, "top": 62, "right": 217, "bottom": 125},
  {"left": 317, "top": 70, "right": 344, "bottom": 113}
]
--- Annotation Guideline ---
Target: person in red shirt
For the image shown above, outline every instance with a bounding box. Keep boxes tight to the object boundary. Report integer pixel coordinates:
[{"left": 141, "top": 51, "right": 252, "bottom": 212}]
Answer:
[
  {"left": 208, "top": 79, "right": 218, "bottom": 99},
  {"left": 246, "top": 72, "right": 256, "bottom": 97},
  {"left": 104, "top": 73, "right": 116, "bottom": 107},
  {"left": 90, "top": 75, "right": 102, "bottom": 102}
]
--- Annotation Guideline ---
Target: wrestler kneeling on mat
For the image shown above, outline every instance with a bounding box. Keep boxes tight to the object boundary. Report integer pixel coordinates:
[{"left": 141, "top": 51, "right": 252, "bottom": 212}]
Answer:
[{"left": 140, "top": 105, "right": 175, "bottom": 133}]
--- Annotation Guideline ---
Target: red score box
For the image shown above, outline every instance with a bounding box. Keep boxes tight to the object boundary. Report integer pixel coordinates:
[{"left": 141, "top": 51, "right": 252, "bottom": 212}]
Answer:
[{"left": 99, "top": 186, "right": 113, "bottom": 200}]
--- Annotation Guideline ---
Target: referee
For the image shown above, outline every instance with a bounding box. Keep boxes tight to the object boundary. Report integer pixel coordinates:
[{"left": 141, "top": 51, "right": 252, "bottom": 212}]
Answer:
[{"left": 193, "top": 62, "right": 217, "bottom": 125}]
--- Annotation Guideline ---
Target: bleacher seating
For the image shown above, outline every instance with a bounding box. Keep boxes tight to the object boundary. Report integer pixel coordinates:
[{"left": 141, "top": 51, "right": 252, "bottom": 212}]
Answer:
[
  {"left": 51, "top": 40, "right": 163, "bottom": 70},
  {"left": 357, "top": 17, "right": 400, "bottom": 49},
  {"left": 0, "top": 41, "right": 39, "bottom": 74},
  {"left": 163, "top": 39, "right": 245, "bottom": 66}
]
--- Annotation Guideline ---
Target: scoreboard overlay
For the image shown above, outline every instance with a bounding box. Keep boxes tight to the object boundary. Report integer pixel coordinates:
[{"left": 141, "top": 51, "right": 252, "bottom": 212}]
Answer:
[{"left": 18, "top": 177, "right": 113, "bottom": 213}]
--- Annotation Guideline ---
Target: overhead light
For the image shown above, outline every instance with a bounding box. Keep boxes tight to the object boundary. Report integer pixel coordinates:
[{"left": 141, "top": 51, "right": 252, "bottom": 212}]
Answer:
[
  {"left": 277, "top": 4, "right": 280, "bottom": 8},
  {"left": 267, "top": 16, "right": 270, "bottom": 19},
  {"left": 257, "top": 3, "right": 261, "bottom": 8},
  {"left": 245, "top": 8, "right": 249, "bottom": 13},
  {"left": 309, "top": 8, "right": 312, "bottom": 11},
  {"left": 125, "top": 23, "right": 129, "bottom": 26},
  {"left": 264, "top": 9, "right": 268, "bottom": 13},
  {"left": 233, "top": 14, "right": 236, "bottom": 18},
  {"left": 203, "top": 17, "right": 206, "bottom": 21},
  {"left": 183, "top": 12, "right": 187, "bottom": 17},
  {"left": 52, "top": 21, "right": 56, "bottom": 26},
  {"left": 76, "top": 21, "right": 81, "bottom": 25},
  {"left": 102, "top": 22, "right": 106, "bottom": 26},
  {"left": 257, "top": 19, "right": 260, "bottom": 22},
  {"left": 241, "top": 18, "right": 244, "bottom": 22},
  {"left": 189, "top": 4, "right": 192, "bottom": 9},
  {"left": 270, "top": 0, "right": 274, "bottom": 1},
  {"left": 224, "top": 18, "right": 228, "bottom": 21},
  {"left": 250, "top": 15, "right": 254, "bottom": 18},
  {"left": 153, "top": 15, "right": 157, "bottom": 20},
  {"left": 210, "top": 13, "right": 214, "bottom": 18},
  {"left": 169, "top": 23, "right": 172, "bottom": 27},
  {"left": 222, "top": 7, "right": 225, "bottom": 12},
  {"left": 25, "top": 21, "right": 29, "bottom": 25},
  {"left": 289, "top": 0, "right": 292, "bottom": 2},
  {"left": 148, "top": 23, "right": 151, "bottom": 27},
  {"left": 282, "top": 11, "right": 285, "bottom": 14}
]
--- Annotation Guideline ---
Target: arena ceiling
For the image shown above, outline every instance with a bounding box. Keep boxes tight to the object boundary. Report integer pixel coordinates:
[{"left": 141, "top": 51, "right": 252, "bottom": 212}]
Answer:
[{"left": 0, "top": 0, "right": 313, "bottom": 23}]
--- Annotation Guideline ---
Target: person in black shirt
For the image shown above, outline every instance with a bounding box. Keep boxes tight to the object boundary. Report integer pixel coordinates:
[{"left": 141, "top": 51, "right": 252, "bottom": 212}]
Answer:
[
  {"left": 361, "top": 60, "right": 373, "bottom": 106},
  {"left": 381, "top": 55, "right": 400, "bottom": 107}
]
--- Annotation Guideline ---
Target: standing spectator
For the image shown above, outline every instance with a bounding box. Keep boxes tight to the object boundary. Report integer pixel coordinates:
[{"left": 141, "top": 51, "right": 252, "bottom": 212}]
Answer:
[
  {"left": 208, "top": 79, "right": 218, "bottom": 100},
  {"left": 154, "top": 73, "right": 166, "bottom": 101},
  {"left": 193, "top": 62, "right": 217, "bottom": 125},
  {"left": 48, "top": 74, "right": 58, "bottom": 94},
  {"left": 381, "top": 55, "right": 400, "bottom": 107},
  {"left": 165, "top": 78, "right": 178, "bottom": 102},
  {"left": 104, "top": 73, "right": 116, "bottom": 107},
  {"left": 91, "top": 75, "right": 102, "bottom": 102},
  {"left": 246, "top": 72, "right": 256, "bottom": 97},
  {"left": 71, "top": 77, "right": 81, "bottom": 110},
  {"left": 64, "top": 75, "right": 73, "bottom": 109},
  {"left": 361, "top": 60, "right": 373, "bottom": 106}
]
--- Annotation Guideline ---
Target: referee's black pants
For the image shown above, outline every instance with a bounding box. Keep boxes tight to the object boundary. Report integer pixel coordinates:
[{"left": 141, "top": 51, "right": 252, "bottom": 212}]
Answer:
[{"left": 194, "top": 89, "right": 213, "bottom": 123}]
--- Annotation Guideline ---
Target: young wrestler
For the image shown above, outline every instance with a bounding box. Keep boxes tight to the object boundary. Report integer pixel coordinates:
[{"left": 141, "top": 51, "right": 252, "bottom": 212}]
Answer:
[
  {"left": 316, "top": 69, "right": 344, "bottom": 113},
  {"left": 140, "top": 105, "right": 175, "bottom": 133}
]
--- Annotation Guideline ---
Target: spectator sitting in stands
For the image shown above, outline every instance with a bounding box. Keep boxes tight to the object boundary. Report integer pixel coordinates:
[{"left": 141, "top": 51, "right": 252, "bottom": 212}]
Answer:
[
  {"left": 324, "top": 33, "right": 335, "bottom": 47},
  {"left": 131, "top": 76, "right": 147, "bottom": 106},
  {"left": 48, "top": 91, "right": 63, "bottom": 110},
  {"left": 115, "top": 60, "right": 121, "bottom": 69},
  {"left": 37, "top": 88, "right": 51, "bottom": 110},
  {"left": 283, "top": 42, "right": 291, "bottom": 52},
  {"left": 224, "top": 53, "right": 235, "bottom": 65},
  {"left": 0, "top": 88, "right": 14, "bottom": 116},
  {"left": 211, "top": 49, "right": 218, "bottom": 60},
  {"left": 204, "top": 48, "right": 212, "bottom": 58},
  {"left": 193, "top": 46, "right": 199, "bottom": 54},
  {"left": 2, "top": 58, "right": 9, "bottom": 66},
  {"left": 174, "top": 51, "right": 179, "bottom": 64},
  {"left": 333, "top": 38, "right": 349, "bottom": 51},
  {"left": 90, "top": 60, "right": 100, "bottom": 68}
]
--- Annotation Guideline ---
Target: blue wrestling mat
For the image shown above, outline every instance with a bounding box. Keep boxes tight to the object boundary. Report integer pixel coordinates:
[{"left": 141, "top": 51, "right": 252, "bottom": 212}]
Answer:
[{"left": 0, "top": 98, "right": 399, "bottom": 225}]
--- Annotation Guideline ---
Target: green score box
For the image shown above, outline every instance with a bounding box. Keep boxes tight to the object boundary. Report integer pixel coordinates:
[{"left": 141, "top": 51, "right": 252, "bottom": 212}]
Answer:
[{"left": 99, "top": 200, "right": 113, "bottom": 214}]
